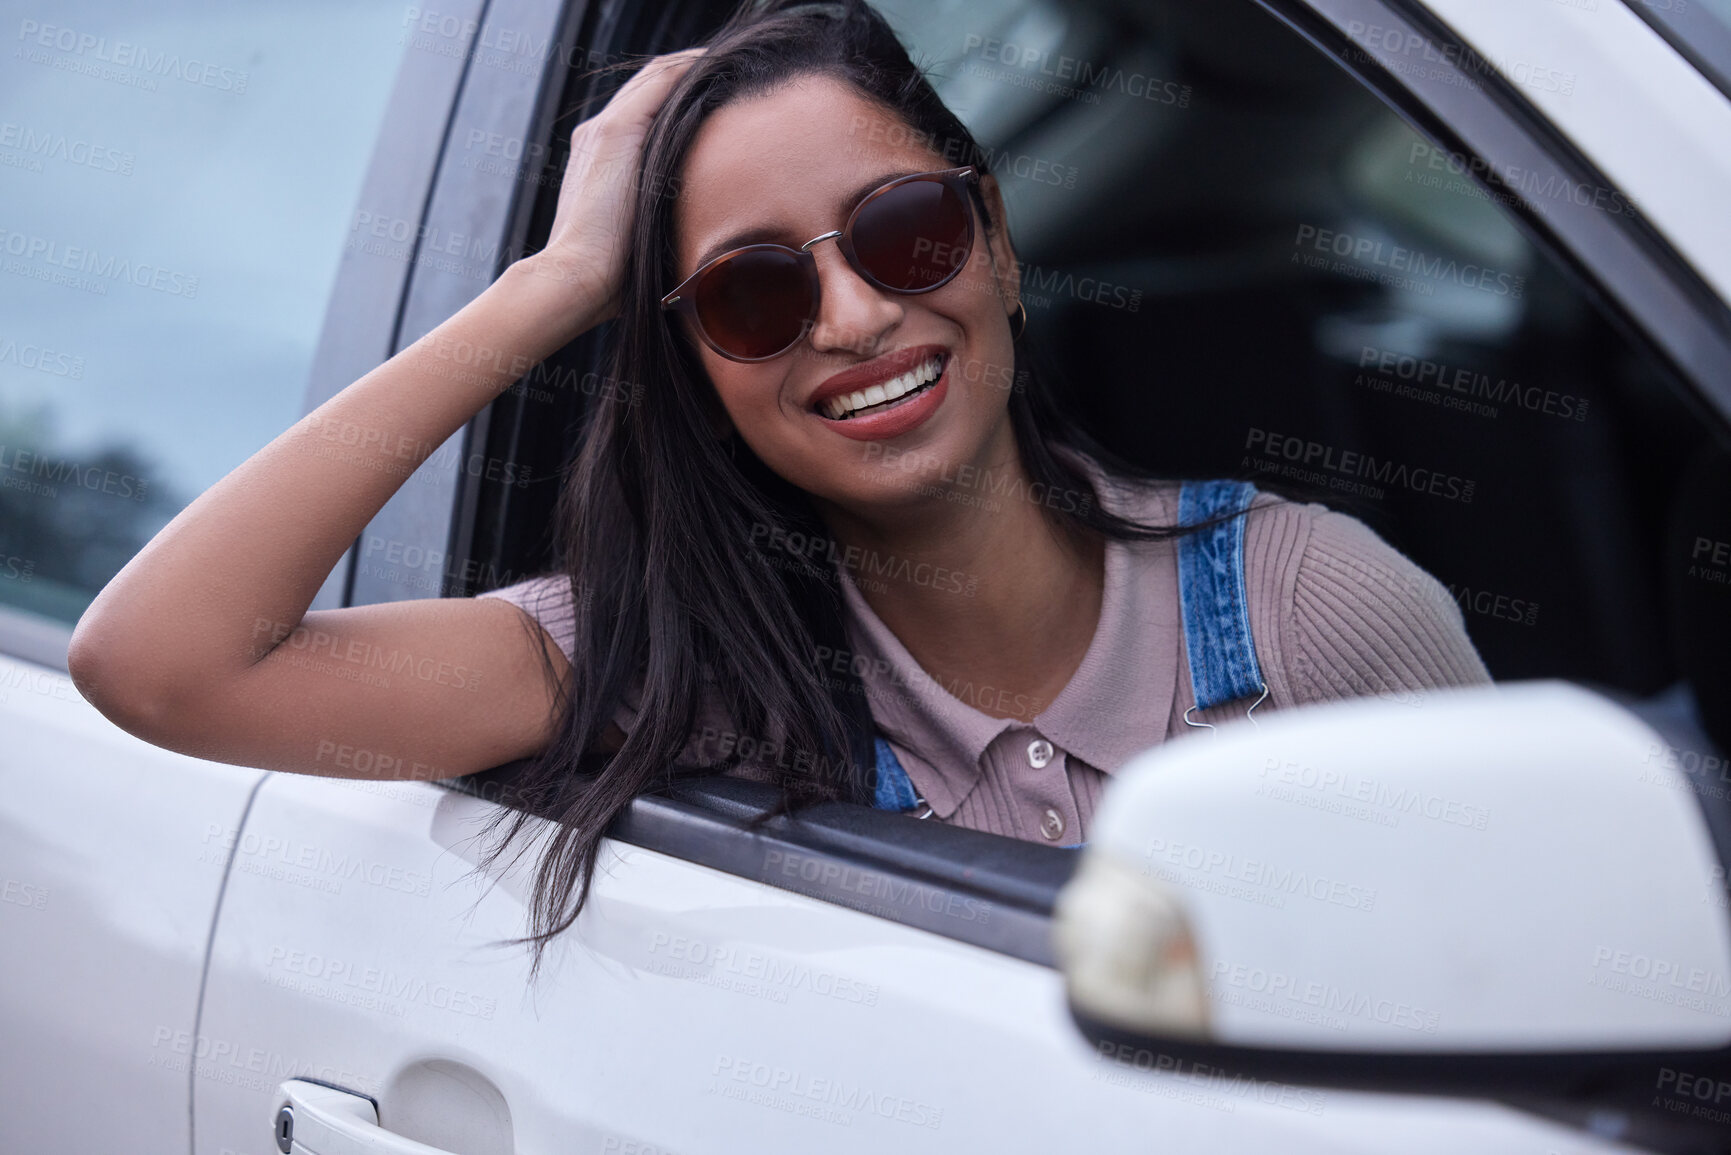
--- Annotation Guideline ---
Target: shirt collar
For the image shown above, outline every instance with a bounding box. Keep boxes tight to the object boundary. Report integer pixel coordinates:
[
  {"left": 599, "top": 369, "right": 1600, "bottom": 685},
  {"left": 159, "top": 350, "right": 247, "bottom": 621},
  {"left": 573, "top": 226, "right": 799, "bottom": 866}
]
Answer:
[{"left": 1033, "top": 473, "right": 1182, "bottom": 773}]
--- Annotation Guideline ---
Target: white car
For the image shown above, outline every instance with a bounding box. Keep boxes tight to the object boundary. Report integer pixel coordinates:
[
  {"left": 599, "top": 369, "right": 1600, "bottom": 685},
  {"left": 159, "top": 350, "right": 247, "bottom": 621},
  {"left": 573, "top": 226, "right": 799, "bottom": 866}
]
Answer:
[{"left": 3, "top": 0, "right": 1729, "bottom": 1152}]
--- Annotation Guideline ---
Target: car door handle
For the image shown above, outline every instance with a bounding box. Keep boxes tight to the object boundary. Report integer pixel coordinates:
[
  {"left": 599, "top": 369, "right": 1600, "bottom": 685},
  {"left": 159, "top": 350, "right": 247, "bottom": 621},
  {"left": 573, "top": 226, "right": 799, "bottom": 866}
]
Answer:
[{"left": 274, "top": 1079, "right": 462, "bottom": 1155}]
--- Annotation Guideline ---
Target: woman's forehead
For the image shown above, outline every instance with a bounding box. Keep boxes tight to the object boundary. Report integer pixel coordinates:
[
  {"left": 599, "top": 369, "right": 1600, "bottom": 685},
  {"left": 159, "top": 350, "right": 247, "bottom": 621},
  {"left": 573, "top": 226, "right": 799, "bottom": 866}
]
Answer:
[{"left": 674, "top": 76, "right": 947, "bottom": 261}]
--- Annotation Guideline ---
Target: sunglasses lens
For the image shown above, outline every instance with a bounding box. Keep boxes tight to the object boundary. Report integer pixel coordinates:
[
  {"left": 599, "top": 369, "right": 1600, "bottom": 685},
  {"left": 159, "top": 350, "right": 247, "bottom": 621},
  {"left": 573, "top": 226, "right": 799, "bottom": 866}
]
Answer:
[
  {"left": 851, "top": 177, "right": 972, "bottom": 292},
  {"left": 693, "top": 247, "right": 815, "bottom": 359}
]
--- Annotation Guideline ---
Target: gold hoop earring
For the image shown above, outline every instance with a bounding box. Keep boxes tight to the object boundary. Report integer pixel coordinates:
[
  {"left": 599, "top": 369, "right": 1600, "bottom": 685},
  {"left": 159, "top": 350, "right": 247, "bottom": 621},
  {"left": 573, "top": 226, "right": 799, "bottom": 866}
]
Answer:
[{"left": 1009, "top": 300, "right": 1027, "bottom": 341}]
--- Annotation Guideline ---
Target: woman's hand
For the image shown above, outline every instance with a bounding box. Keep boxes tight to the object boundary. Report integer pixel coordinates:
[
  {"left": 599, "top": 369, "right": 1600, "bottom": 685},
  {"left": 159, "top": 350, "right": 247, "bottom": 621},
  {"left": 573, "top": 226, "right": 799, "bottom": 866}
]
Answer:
[{"left": 530, "top": 49, "right": 704, "bottom": 323}]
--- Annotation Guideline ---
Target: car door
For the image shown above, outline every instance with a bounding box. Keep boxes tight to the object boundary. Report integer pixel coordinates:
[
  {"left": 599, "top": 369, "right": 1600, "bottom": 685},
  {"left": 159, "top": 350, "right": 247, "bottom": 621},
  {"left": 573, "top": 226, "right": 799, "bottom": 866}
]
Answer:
[
  {"left": 0, "top": 3, "right": 468, "bottom": 1152},
  {"left": 188, "top": 1, "right": 1728, "bottom": 1154}
]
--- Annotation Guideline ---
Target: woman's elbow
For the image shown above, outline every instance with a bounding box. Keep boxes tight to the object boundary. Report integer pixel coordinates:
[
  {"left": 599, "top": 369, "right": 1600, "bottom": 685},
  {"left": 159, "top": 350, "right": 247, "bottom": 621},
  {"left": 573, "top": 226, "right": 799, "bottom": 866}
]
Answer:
[{"left": 68, "top": 609, "right": 185, "bottom": 742}]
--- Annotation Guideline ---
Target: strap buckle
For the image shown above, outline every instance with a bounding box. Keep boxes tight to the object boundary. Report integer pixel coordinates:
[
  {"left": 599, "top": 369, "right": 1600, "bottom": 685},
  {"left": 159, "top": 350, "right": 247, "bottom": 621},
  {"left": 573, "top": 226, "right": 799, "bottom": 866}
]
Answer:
[{"left": 1183, "top": 680, "right": 1271, "bottom": 732}]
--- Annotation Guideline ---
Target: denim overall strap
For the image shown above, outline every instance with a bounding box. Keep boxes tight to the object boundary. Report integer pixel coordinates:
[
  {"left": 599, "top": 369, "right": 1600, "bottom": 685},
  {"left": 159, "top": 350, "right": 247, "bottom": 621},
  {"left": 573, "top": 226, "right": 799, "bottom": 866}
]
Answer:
[
  {"left": 872, "top": 737, "right": 926, "bottom": 812},
  {"left": 1176, "top": 480, "right": 1269, "bottom": 724}
]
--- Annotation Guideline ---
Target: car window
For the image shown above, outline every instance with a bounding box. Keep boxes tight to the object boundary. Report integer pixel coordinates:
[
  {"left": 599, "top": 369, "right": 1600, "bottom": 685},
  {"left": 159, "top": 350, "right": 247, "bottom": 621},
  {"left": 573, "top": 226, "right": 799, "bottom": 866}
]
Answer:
[
  {"left": 863, "top": 0, "right": 1726, "bottom": 707},
  {"left": 458, "top": 0, "right": 1731, "bottom": 904},
  {"left": 0, "top": 1, "right": 410, "bottom": 635}
]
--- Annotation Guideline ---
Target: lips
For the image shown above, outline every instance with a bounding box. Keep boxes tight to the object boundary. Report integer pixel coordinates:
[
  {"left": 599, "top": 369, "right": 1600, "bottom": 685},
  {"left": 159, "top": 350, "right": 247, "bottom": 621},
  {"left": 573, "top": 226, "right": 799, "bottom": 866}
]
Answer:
[
  {"left": 808, "top": 344, "right": 951, "bottom": 441},
  {"left": 819, "top": 355, "right": 944, "bottom": 420}
]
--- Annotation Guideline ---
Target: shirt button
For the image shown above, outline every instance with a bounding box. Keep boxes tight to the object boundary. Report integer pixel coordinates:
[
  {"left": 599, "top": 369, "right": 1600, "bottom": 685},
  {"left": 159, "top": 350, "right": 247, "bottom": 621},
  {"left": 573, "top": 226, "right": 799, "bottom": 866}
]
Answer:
[
  {"left": 1027, "top": 738, "right": 1055, "bottom": 768},
  {"left": 1040, "top": 808, "right": 1066, "bottom": 841}
]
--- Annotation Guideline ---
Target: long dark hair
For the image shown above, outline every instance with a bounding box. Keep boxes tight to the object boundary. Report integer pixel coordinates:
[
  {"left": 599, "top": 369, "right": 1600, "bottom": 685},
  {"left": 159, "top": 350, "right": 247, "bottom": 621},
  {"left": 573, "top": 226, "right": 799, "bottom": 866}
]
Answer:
[{"left": 478, "top": 0, "right": 1208, "bottom": 971}]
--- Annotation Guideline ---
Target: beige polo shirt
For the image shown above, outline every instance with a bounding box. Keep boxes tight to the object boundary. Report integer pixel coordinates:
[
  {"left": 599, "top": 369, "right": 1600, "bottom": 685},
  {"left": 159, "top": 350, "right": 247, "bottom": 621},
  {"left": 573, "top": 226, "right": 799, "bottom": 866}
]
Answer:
[{"left": 479, "top": 471, "right": 1489, "bottom": 845}]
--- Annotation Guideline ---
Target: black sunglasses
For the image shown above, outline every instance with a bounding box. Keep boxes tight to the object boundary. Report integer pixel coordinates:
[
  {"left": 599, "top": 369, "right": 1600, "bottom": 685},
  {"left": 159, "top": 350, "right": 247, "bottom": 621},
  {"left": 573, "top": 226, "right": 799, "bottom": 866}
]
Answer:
[{"left": 661, "top": 166, "right": 979, "bottom": 362}]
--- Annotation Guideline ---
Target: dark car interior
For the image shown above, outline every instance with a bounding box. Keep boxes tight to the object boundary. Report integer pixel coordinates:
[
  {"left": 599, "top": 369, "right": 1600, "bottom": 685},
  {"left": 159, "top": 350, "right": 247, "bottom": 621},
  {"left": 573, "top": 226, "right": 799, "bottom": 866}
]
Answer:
[{"left": 454, "top": 0, "right": 1731, "bottom": 898}]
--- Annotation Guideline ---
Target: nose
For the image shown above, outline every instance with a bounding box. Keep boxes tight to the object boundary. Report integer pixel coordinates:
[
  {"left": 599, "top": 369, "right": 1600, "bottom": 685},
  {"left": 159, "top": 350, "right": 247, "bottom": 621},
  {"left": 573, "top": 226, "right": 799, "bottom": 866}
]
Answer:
[{"left": 803, "top": 238, "right": 902, "bottom": 358}]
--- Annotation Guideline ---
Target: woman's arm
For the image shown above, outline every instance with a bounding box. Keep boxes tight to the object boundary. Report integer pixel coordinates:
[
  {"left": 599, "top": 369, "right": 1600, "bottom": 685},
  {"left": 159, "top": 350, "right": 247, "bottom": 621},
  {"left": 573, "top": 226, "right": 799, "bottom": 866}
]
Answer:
[
  {"left": 67, "top": 50, "right": 701, "bottom": 780},
  {"left": 1254, "top": 501, "right": 1491, "bottom": 707}
]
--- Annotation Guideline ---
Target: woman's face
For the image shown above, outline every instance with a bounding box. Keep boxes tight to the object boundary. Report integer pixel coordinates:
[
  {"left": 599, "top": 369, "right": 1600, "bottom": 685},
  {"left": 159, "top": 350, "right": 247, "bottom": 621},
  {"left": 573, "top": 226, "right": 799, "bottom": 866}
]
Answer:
[{"left": 673, "top": 73, "right": 1023, "bottom": 520}]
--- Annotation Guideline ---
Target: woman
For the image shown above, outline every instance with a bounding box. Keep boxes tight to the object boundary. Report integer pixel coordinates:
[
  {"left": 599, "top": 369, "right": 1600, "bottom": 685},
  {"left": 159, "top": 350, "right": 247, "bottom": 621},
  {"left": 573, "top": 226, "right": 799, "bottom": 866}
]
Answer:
[{"left": 68, "top": 0, "right": 1486, "bottom": 959}]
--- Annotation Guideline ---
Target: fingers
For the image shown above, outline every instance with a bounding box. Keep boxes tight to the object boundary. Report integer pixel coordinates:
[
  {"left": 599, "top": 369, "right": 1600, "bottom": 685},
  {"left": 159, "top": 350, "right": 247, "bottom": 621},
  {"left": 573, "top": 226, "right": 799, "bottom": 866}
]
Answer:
[
  {"left": 619, "top": 49, "right": 704, "bottom": 113},
  {"left": 573, "top": 48, "right": 705, "bottom": 143}
]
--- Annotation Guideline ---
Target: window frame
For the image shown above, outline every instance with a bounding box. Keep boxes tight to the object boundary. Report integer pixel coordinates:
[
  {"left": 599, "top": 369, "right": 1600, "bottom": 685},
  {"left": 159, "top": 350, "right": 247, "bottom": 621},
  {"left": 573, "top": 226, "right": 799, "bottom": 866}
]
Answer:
[
  {"left": 447, "top": 0, "right": 1731, "bottom": 958},
  {"left": 343, "top": 0, "right": 581, "bottom": 611},
  {"left": 451, "top": 766, "right": 1080, "bottom": 965}
]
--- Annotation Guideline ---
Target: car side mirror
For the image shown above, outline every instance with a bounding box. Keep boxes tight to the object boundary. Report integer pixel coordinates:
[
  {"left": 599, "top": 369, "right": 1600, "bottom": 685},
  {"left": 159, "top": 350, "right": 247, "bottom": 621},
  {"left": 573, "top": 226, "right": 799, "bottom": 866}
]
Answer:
[{"left": 1054, "top": 681, "right": 1731, "bottom": 1146}]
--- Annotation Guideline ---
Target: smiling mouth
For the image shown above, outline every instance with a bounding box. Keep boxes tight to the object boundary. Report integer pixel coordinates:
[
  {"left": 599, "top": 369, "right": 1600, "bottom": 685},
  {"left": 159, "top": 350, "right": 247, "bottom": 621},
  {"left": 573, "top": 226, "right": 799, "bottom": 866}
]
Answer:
[{"left": 818, "top": 354, "right": 946, "bottom": 421}]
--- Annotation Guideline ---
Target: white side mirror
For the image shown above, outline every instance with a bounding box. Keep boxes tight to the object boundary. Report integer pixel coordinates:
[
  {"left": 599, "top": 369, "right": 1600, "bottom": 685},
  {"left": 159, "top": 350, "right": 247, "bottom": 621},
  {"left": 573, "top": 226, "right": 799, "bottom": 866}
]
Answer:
[{"left": 1054, "top": 681, "right": 1731, "bottom": 1137}]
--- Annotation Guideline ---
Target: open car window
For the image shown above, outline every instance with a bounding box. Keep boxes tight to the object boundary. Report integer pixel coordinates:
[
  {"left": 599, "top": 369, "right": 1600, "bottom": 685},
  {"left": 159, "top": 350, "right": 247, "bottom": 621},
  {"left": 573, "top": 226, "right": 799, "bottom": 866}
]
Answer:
[{"left": 454, "top": 0, "right": 1731, "bottom": 952}]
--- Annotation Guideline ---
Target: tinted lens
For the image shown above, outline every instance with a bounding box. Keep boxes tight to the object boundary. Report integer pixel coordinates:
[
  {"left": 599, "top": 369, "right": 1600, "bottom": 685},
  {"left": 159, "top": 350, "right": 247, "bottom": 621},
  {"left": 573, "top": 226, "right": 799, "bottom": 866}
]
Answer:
[
  {"left": 693, "top": 247, "right": 815, "bottom": 359},
  {"left": 851, "top": 177, "right": 972, "bottom": 292}
]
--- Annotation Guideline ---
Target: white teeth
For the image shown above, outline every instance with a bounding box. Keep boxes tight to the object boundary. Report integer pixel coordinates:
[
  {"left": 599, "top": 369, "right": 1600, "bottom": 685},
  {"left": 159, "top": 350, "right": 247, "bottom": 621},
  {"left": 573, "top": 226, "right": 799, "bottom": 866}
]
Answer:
[{"left": 822, "top": 357, "right": 944, "bottom": 420}]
